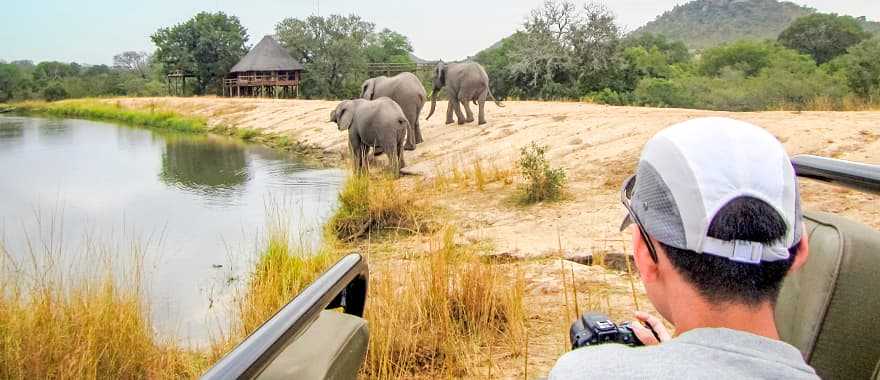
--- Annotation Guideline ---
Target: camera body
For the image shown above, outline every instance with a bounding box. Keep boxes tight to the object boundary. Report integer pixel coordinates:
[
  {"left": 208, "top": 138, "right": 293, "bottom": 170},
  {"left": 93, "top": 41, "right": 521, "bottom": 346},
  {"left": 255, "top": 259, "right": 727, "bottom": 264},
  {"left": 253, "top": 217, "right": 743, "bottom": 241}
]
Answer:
[{"left": 569, "top": 312, "right": 643, "bottom": 349}]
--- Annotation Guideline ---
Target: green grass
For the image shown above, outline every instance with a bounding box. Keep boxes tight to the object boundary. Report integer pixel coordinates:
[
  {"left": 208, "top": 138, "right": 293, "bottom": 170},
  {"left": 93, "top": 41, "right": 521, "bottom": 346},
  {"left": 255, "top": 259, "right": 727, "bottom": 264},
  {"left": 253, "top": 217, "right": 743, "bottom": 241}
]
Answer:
[{"left": 9, "top": 99, "right": 207, "bottom": 133}]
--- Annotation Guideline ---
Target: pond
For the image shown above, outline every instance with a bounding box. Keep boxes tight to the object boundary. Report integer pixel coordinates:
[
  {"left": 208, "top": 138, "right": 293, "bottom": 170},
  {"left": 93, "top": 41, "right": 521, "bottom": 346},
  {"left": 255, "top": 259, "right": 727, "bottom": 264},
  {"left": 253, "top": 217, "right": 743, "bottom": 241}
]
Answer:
[{"left": 0, "top": 115, "right": 345, "bottom": 345}]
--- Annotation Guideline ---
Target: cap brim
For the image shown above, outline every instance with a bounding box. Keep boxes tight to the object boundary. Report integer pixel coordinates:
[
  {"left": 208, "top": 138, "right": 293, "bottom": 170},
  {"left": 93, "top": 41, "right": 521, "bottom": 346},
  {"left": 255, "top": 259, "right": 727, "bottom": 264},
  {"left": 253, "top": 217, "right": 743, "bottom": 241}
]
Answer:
[{"left": 620, "top": 214, "right": 634, "bottom": 232}]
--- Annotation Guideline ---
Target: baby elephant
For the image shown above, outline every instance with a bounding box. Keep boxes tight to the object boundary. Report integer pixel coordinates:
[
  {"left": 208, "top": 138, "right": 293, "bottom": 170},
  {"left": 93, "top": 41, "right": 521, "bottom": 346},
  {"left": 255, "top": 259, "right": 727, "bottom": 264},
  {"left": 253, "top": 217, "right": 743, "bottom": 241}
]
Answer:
[{"left": 330, "top": 98, "right": 408, "bottom": 176}]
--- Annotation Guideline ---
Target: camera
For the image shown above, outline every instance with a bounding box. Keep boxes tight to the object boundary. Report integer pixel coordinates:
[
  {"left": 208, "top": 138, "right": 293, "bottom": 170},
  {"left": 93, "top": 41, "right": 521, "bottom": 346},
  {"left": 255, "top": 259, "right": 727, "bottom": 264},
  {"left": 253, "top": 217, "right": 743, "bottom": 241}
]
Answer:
[{"left": 569, "top": 312, "right": 643, "bottom": 349}]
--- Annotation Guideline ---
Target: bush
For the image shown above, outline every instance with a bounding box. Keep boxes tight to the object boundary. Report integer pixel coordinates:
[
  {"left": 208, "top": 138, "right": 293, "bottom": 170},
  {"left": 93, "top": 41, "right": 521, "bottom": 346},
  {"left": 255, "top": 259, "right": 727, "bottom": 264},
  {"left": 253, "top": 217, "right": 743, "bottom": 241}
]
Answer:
[
  {"left": 328, "top": 174, "right": 432, "bottom": 241},
  {"left": 517, "top": 142, "right": 567, "bottom": 204},
  {"left": 634, "top": 77, "right": 695, "bottom": 108},
  {"left": 42, "top": 82, "right": 68, "bottom": 101},
  {"left": 699, "top": 40, "right": 774, "bottom": 77},
  {"left": 827, "top": 38, "right": 880, "bottom": 100}
]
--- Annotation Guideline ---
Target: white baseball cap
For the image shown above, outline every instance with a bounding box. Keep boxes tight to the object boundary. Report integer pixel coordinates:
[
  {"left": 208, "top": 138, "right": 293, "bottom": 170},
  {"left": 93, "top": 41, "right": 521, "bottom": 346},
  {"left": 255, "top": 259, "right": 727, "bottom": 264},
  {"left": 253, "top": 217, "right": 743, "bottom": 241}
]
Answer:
[{"left": 621, "top": 117, "right": 803, "bottom": 264}]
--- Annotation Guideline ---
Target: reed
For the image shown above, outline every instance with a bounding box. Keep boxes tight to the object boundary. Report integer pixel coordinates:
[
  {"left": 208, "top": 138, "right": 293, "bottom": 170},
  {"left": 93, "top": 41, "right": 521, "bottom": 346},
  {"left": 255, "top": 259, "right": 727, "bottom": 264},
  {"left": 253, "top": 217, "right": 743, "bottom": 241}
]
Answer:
[{"left": 0, "top": 216, "right": 204, "bottom": 379}]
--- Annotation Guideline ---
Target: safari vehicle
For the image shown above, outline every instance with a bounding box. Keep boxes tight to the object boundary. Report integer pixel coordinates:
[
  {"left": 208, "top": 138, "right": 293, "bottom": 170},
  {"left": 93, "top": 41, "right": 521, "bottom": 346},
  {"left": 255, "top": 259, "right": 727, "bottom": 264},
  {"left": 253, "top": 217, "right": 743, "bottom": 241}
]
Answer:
[{"left": 201, "top": 155, "right": 880, "bottom": 380}]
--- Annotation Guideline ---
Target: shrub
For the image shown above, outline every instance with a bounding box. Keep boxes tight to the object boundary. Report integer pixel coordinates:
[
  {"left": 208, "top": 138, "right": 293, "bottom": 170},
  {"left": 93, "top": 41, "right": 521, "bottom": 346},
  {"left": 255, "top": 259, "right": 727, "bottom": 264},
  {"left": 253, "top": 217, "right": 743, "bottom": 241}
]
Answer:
[
  {"left": 699, "top": 40, "right": 774, "bottom": 77},
  {"left": 634, "top": 77, "right": 695, "bottom": 108},
  {"left": 42, "top": 82, "right": 68, "bottom": 101},
  {"left": 328, "top": 174, "right": 432, "bottom": 241},
  {"left": 517, "top": 142, "right": 567, "bottom": 204}
]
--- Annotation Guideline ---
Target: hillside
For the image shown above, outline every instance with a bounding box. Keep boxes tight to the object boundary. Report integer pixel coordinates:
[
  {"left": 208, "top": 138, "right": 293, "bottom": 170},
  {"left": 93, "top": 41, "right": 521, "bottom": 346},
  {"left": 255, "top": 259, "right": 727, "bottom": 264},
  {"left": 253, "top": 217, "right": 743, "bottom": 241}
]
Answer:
[{"left": 633, "top": 0, "right": 880, "bottom": 50}]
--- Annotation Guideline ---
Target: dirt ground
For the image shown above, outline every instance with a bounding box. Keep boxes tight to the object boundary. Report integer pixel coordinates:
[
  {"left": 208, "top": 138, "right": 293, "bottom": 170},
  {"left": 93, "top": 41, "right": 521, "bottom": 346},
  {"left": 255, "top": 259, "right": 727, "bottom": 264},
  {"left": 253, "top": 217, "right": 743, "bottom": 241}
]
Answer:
[{"left": 115, "top": 97, "right": 880, "bottom": 377}]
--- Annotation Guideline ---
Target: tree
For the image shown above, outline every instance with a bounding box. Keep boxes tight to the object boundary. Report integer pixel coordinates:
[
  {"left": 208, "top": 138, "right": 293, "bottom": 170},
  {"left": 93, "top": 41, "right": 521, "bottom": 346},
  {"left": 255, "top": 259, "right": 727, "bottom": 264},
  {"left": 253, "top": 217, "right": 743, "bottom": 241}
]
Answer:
[
  {"left": 827, "top": 38, "right": 880, "bottom": 99},
  {"left": 779, "top": 13, "right": 870, "bottom": 65},
  {"left": 113, "top": 51, "right": 150, "bottom": 78},
  {"left": 699, "top": 40, "right": 775, "bottom": 77},
  {"left": 365, "top": 29, "right": 414, "bottom": 64},
  {"left": 504, "top": 0, "right": 624, "bottom": 98},
  {"left": 0, "top": 63, "right": 25, "bottom": 102},
  {"left": 151, "top": 12, "right": 249, "bottom": 95},
  {"left": 275, "top": 14, "right": 376, "bottom": 98},
  {"left": 623, "top": 33, "right": 690, "bottom": 65}
]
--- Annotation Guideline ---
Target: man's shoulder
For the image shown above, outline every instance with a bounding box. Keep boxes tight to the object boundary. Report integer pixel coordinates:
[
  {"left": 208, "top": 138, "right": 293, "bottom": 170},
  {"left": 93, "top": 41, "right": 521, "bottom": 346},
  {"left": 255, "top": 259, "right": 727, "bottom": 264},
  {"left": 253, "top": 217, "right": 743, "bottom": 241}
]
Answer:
[
  {"left": 549, "top": 344, "right": 663, "bottom": 379},
  {"left": 548, "top": 328, "right": 820, "bottom": 380}
]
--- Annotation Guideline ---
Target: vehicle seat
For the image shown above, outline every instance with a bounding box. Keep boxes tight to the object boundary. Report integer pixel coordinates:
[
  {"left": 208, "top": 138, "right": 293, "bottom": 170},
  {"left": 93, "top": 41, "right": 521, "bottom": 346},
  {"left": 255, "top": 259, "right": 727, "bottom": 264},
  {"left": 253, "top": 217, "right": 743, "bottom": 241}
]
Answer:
[
  {"left": 257, "top": 310, "right": 369, "bottom": 380},
  {"left": 776, "top": 211, "right": 880, "bottom": 379}
]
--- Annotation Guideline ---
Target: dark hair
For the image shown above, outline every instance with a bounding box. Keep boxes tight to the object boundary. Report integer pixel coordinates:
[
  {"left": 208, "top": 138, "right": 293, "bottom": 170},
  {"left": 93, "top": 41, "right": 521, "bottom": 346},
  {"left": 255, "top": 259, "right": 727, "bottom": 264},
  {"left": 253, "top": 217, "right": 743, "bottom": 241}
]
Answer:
[{"left": 658, "top": 197, "right": 799, "bottom": 307}]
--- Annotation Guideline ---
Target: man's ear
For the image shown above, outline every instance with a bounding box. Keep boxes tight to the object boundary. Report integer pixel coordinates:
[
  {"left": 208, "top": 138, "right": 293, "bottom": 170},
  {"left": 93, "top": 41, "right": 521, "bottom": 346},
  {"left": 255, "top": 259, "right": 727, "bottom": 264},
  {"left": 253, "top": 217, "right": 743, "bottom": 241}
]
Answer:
[
  {"left": 632, "top": 226, "right": 660, "bottom": 282},
  {"left": 789, "top": 227, "right": 810, "bottom": 274}
]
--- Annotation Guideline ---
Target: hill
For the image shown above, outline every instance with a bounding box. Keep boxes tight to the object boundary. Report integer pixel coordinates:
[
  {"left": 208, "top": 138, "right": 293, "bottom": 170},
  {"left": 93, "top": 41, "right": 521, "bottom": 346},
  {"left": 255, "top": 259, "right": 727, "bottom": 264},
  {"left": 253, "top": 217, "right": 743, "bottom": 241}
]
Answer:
[{"left": 632, "top": 0, "right": 880, "bottom": 50}]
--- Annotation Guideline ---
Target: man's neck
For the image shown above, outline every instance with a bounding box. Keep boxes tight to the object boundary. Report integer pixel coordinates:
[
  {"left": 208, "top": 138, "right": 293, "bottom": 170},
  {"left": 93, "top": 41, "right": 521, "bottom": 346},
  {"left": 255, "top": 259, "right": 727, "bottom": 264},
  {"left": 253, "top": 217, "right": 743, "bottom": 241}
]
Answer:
[{"left": 667, "top": 286, "right": 780, "bottom": 340}]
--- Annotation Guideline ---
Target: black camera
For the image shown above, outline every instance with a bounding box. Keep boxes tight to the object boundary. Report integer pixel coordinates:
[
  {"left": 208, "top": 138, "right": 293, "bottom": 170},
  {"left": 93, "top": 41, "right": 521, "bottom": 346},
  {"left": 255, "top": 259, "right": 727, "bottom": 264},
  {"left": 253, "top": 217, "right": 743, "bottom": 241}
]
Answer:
[{"left": 569, "top": 312, "right": 643, "bottom": 349}]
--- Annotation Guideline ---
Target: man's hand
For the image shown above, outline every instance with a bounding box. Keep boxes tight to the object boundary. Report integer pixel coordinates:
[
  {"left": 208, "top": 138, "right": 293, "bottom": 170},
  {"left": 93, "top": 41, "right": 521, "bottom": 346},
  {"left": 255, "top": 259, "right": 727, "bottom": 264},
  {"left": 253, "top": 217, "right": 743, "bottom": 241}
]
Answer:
[{"left": 630, "top": 311, "right": 672, "bottom": 345}]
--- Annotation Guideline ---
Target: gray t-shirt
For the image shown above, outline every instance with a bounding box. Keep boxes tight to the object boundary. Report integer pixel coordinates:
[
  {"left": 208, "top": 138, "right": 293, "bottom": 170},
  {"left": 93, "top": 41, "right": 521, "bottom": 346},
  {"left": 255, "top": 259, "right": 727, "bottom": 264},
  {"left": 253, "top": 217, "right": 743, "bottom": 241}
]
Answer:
[{"left": 549, "top": 327, "right": 819, "bottom": 379}]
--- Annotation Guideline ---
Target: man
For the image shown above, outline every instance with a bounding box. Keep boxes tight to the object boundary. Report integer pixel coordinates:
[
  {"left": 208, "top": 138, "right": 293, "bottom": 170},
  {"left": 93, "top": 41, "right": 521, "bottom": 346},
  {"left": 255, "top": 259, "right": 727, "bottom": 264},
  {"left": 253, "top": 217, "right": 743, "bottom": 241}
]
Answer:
[{"left": 550, "top": 117, "right": 819, "bottom": 379}]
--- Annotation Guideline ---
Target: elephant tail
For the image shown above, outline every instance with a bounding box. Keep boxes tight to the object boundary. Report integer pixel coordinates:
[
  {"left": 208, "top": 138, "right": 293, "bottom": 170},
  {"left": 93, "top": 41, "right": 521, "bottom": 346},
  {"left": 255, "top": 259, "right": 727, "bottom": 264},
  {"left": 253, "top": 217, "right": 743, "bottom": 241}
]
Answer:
[{"left": 488, "top": 88, "right": 505, "bottom": 108}]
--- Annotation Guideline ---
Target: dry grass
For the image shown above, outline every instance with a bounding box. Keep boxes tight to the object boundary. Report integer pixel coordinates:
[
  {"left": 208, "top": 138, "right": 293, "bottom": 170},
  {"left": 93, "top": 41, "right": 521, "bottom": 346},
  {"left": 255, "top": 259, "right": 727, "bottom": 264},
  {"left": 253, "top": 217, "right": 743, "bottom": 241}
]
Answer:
[
  {"left": 362, "top": 227, "right": 527, "bottom": 379},
  {"left": 328, "top": 174, "right": 436, "bottom": 241},
  {"left": 0, "top": 216, "right": 204, "bottom": 379}
]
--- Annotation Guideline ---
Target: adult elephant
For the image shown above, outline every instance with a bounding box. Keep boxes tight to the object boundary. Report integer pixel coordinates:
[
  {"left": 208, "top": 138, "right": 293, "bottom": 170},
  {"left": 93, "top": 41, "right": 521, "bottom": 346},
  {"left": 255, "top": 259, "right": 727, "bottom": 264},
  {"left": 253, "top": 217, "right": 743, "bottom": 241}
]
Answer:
[
  {"left": 426, "top": 61, "right": 504, "bottom": 125},
  {"left": 361, "top": 72, "right": 426, "bottom": 151},
  {"left": 329, "top": 98, "right": 408, "bottom": 176}
]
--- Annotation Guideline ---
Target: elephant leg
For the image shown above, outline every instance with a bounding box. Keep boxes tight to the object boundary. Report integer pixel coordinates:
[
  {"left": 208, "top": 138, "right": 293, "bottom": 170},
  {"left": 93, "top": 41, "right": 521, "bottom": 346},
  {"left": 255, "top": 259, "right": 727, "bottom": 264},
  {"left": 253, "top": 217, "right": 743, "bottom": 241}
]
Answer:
[
  {"left": 451, "top": 97, "right": 466, "bottom": 125},
  {"left": 374, "top": 146, "right": 385, "bottom": 156},
  {"left": 414, "top": 118, "right": 423, "bottom": 144},
  {"left": 478, "top": 99, "right": 487, "bottom": 125},
  {"left": 385, "top": 143, "right": 400, "bottom": 176},
  {"left": 461, "top": 100, "right": 475, "bottom": 123},
  {"left": 445, "top": 99, "right": 455, "bottom": 125},
  {"left": 404, "top": 107, "right": 417, "bottom": 151}
]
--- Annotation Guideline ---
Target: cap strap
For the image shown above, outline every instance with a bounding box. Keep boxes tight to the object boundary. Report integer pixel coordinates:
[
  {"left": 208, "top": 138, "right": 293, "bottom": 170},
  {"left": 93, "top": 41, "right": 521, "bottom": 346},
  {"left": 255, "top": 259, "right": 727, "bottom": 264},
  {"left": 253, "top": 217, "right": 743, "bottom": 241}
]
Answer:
[{"left": 702, "top": 237, "right": 791, "bottom": 264}]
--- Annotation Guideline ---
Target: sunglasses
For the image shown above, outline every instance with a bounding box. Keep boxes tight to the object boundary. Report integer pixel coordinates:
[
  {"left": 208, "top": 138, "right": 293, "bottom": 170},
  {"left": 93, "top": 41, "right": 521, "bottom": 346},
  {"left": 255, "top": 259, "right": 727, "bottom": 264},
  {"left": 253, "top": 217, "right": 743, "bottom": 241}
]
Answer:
[{"left": 620, "top": 175, "right": 659, "bottom": 263}]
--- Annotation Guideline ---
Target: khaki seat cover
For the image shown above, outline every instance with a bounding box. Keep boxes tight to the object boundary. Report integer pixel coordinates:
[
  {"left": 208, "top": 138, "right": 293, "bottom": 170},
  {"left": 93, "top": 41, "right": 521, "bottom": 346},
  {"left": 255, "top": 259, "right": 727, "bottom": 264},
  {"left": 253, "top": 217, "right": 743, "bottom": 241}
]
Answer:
[
  {"left": 776, "top": 211, "right": 880, "bottom": 380},
  {"left": 258, "top": 310, "right": 369, "bottom": 380}
]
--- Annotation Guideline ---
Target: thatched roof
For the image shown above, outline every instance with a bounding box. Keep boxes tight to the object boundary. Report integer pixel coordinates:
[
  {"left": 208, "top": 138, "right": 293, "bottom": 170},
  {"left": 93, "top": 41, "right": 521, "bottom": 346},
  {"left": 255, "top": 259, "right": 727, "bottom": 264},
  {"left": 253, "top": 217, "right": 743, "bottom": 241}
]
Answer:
[{"left": 230, "top": 35, "right": 304, "bottom": 73}]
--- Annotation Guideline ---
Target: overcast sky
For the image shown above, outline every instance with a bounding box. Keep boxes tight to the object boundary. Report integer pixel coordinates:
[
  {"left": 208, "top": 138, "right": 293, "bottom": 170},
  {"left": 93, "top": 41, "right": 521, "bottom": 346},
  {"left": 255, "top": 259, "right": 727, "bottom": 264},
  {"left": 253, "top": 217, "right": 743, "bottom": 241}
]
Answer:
[{"left": 2, "top": 0, "right": 878, "bottom": 65}]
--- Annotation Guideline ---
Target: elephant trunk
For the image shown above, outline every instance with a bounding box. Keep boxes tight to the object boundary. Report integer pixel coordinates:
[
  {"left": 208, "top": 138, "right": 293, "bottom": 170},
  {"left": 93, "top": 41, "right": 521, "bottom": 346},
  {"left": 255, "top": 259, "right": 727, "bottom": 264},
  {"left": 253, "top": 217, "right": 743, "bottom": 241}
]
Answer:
[{"left": 426, "top": 88, "right": 439, "bottom": 120}]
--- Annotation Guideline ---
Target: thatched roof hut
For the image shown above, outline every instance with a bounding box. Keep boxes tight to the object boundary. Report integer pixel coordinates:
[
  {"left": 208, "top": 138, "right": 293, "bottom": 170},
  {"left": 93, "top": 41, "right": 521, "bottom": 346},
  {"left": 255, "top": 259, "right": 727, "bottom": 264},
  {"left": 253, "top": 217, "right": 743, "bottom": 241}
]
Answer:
[{"left": 224, "top": 35, "right": 303, "bottom": 98}]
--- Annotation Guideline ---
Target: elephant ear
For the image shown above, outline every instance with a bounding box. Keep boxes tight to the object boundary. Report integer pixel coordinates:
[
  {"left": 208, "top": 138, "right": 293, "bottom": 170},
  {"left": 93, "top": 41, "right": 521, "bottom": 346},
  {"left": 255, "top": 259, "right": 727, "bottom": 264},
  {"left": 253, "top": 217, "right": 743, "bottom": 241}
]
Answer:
[
  {"left": 362, "top": 79, "right": 375, "bottom": 100},
  {"left": 337, "top": 102, "right": 355, "bottom": 131},
  {"left": 436, "top": 62, "right": 446, "bottom": 85}
]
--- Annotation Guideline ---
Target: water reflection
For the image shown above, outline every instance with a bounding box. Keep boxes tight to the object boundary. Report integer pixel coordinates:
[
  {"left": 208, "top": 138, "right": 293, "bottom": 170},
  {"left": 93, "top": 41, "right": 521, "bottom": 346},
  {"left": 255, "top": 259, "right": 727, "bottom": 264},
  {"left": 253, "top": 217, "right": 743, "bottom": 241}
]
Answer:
[
  {"left": 0, "top": 120, "right": 24, "bottom": 140},
  {"left": 159, "top": 135, "right": 250, "bottom": 196}
]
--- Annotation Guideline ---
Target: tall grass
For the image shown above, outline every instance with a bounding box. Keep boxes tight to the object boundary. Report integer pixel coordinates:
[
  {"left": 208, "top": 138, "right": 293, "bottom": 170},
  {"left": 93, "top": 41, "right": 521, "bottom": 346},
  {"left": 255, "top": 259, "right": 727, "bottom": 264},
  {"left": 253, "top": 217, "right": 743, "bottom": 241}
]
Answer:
[
  {"left": 362, "top": 227, "right": 527, "bottom": 379},
  {"left": 328, "top": 174, "right": 434, "bottom": 241},
  {"left": 0, "top": 217, "right": 203, "bottom": 379},
  {"left": 211, "top": 204, "right": 340, "bottom": 357},
  {"left": 11, "top": 99, "right": 207, "bottom": 133}
]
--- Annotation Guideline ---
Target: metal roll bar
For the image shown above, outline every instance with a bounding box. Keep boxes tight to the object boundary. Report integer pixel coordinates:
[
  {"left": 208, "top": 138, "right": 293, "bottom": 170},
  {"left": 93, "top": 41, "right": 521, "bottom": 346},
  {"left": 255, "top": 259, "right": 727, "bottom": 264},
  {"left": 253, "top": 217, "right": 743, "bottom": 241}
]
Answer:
[
  {"left": 201, "top": 253, "right": 369, "bottom": 380},
  {"left": 792, "top": 155, "right": 880, "bottom": 195}
]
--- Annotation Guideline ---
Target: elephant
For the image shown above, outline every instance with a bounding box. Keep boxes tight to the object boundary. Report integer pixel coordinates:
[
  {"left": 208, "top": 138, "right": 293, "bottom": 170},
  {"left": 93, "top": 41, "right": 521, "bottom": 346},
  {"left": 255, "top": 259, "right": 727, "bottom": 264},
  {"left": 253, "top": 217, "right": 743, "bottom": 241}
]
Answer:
[
  {"left": 426, "top": 61, "right": 504, "bottom": 125},
  {"left": 361, "top": 72, "right": 427, "bottom": 151},
  {"left": 329, "top": 98, "right": 408, "bottom": 176}
]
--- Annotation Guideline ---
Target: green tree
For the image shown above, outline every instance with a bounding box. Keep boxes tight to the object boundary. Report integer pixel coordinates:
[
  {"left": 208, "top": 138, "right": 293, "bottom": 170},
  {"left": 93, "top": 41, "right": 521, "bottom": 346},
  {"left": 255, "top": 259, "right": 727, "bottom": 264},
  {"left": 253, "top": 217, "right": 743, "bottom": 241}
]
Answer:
[
  {"left": 365, "top": 29, "right": 414, "bottom": 64},
  {"left": 151, "top": 12, "right": 249, "bottom": 95},
  {"left": 778, "top": 13, "right": 870, "bottom": 65},
  {"left": 0, "top": 63, "right": 25, "bottom": 102},
  {"left": 622, "top": 33, "right": 690, "bottom": 65},
  {"left": 699, "top": 40, "right": 775, "bottom": 77},
  {"left": 827, "top": 38, "right": 880, "bottom": 99},
  {"left": 275, "top": 14, "right": 376, "bottom": 98}
]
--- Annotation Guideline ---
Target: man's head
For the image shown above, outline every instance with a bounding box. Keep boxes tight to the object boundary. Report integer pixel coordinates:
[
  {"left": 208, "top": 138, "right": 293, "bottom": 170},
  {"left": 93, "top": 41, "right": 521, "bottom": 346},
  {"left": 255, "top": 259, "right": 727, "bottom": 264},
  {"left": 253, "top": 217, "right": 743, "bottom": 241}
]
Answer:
[{"left": 622, "top": 117, "right": 810, "bottom": 320}]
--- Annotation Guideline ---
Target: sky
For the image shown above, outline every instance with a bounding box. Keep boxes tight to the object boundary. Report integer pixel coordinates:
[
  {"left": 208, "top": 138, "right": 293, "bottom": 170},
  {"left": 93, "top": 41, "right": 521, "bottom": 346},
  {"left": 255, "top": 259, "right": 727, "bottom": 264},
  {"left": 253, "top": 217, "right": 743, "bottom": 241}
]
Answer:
[{"left": 1, "top": 0, "right": 878, "bottom": 65}]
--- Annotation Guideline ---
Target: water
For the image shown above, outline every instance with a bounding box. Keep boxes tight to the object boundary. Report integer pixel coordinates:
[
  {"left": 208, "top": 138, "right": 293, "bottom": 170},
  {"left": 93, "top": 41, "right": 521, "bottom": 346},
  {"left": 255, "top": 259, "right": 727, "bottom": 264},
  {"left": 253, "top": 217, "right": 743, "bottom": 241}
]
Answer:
[{"left": 0, "top": 115, "right": 345, "bottom": 344}]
